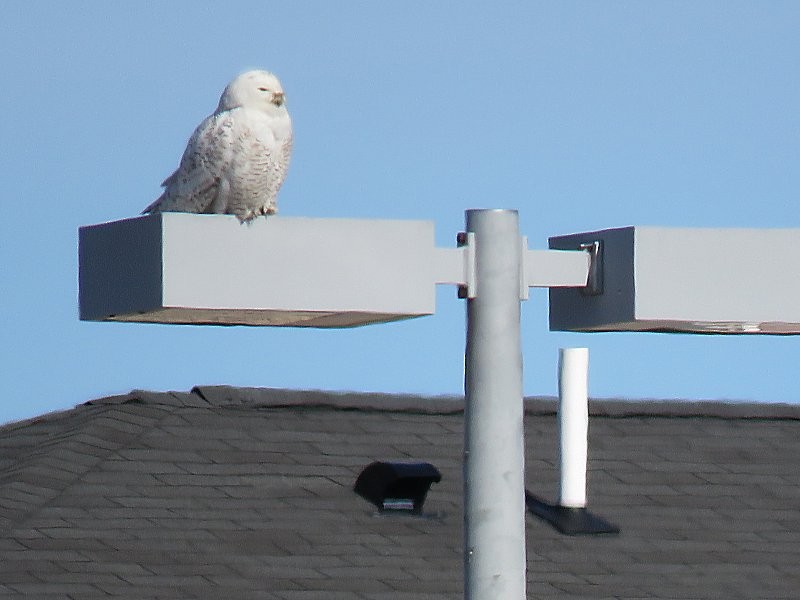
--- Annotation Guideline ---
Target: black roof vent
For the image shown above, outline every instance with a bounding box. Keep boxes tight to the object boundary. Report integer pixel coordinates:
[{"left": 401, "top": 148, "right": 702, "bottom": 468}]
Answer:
[{"left": 354, "top": 461, "right": 441, "bottom": 514}]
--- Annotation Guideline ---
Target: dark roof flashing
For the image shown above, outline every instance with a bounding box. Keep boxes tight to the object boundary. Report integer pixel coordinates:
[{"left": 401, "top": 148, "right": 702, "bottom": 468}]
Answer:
[{"left": 525, "top": 491, "right": 620, "bottom": 536}]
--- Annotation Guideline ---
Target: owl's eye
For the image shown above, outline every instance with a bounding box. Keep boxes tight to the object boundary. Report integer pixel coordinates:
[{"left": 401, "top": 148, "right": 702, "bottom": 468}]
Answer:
[{"left": 258, "top": 87, "right": 270, "bottom": 92}]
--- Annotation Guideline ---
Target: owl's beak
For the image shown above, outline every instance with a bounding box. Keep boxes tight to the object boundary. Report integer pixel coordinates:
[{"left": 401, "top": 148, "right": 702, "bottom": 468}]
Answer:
[{"left": 271, "top": 92, "right": 285, "bottom": 107}]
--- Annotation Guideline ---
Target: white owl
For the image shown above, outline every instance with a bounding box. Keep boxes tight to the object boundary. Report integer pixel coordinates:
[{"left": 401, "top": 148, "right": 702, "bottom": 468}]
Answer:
[{"left": 143, "top": 70, "right": 293, "bottom": 223}]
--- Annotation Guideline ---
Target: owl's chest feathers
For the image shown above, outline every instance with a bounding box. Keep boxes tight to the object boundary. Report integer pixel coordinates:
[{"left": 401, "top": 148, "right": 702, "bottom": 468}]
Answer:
[
  {"left": 226, "top": 107, "right": 291, "bottom": 144},
  {"left": 223, "top": 113, "right": 289, "bottom": 178}
]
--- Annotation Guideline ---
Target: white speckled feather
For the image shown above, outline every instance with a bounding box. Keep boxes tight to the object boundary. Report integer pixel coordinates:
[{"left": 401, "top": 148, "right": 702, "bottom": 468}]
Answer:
[{"left": 144, "top": 70, "right": 293, "bottom": 223}]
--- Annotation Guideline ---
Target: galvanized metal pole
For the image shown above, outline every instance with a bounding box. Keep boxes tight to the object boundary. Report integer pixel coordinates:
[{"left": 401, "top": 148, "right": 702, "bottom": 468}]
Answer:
[{"left": 463, "top": 209, "right": 526, "bottom": 600}]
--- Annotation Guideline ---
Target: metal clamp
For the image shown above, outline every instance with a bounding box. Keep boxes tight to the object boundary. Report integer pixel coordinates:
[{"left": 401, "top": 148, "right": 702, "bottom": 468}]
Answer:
[
  {"left": 456, "top": 231, "right": 477, "bottom": 299},
  {"left": 579, "top": 241, "right": 603, "bottom": 296}
]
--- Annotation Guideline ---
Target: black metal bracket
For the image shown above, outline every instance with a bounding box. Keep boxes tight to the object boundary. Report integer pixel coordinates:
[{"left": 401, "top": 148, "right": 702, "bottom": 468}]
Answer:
[{"left": 579, "top": 240, "right": 604, "bottom": 296}]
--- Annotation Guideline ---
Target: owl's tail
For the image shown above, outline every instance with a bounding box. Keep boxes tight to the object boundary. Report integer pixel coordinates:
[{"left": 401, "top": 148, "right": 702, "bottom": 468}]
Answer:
[{"left": 141, "top": 194, "right": 165, "bottom": 215}]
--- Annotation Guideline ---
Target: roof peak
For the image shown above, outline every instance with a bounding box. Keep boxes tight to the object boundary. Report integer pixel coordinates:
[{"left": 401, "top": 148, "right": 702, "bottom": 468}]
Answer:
[{"left": 77, "top": 386, "right": 800, "bottom": 421}]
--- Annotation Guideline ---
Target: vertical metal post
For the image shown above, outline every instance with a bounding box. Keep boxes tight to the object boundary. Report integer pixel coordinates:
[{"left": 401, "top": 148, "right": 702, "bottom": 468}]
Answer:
[{"left": 463, "top": 209, "right": 526, "bottom": 600}]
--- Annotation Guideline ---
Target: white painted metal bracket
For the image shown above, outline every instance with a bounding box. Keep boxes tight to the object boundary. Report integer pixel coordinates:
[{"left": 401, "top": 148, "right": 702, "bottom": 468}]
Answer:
[
  {"left": 432, "top": 233, "right": 591, "bottom": 301},
  {"left": 521, "top": 246, "right": 591, "bottom": 299},
  {"left": 430, "top": 232, "right": 476, "bottom": 298}
]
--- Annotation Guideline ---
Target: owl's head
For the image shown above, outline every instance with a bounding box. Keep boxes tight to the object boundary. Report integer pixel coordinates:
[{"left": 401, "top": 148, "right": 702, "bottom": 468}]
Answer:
[{"left": 217, "top": 70, "right": 288, "bottom": 114}]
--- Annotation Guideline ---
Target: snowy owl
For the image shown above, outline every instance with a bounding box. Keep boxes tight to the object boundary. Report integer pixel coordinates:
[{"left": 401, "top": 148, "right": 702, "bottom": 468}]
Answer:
[{"left": 143, "top": 70, "right": 293, "bottom": 223}]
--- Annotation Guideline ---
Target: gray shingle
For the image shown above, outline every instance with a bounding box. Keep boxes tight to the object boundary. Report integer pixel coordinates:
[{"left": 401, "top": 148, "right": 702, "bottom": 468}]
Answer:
[{"left": 0, "top": 388, "right": 799, "bottom": 598}]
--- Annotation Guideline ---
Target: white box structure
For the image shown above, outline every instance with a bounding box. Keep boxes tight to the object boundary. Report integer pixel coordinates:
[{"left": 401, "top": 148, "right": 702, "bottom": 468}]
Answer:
[
  {"left": 549, "top": 226, "right": 800, "bottom": 334},
  {"left": 79, "top": 213, "right": 439, "bottom": 327}
]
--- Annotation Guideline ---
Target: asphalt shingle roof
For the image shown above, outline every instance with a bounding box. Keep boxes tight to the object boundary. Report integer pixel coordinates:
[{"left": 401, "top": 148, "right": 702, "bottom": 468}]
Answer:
[{"left": 0, "top": 386, "right": 799, "bottom": 599}]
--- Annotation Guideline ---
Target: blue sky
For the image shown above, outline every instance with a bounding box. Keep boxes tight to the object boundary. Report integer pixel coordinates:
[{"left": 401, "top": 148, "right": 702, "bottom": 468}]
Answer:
[{"left": 2, "top": 2, "right": 800, "bottom": 424}]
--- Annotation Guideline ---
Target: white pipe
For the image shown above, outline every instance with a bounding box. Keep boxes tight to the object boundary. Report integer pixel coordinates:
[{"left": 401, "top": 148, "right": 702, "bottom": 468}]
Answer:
[
  {"left": 558, "top": 347, "right": 589, "bottom": 508},
  {"left": 463, "top": 209, "right": 526, "bottom": 600}
]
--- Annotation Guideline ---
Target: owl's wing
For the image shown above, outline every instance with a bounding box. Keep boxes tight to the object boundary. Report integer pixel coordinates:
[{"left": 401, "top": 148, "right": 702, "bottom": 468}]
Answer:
[{"left": 143, "top": 112, "right": 234, "bottom": 215}]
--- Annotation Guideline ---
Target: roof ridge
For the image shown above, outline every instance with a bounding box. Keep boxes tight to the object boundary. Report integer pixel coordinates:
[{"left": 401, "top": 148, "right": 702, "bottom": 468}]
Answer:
[
  {"left": 83, "top": 389, "right": 212, "bottom": 409},
  {"left": 585, "top": 398, "right": 800, "bottom": 419},
  {"left": 81, "top": 386, "right": 800, "bottom": 420},
  {"left": 192, "top": 385, "right": 466, "bottom": 414}
]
